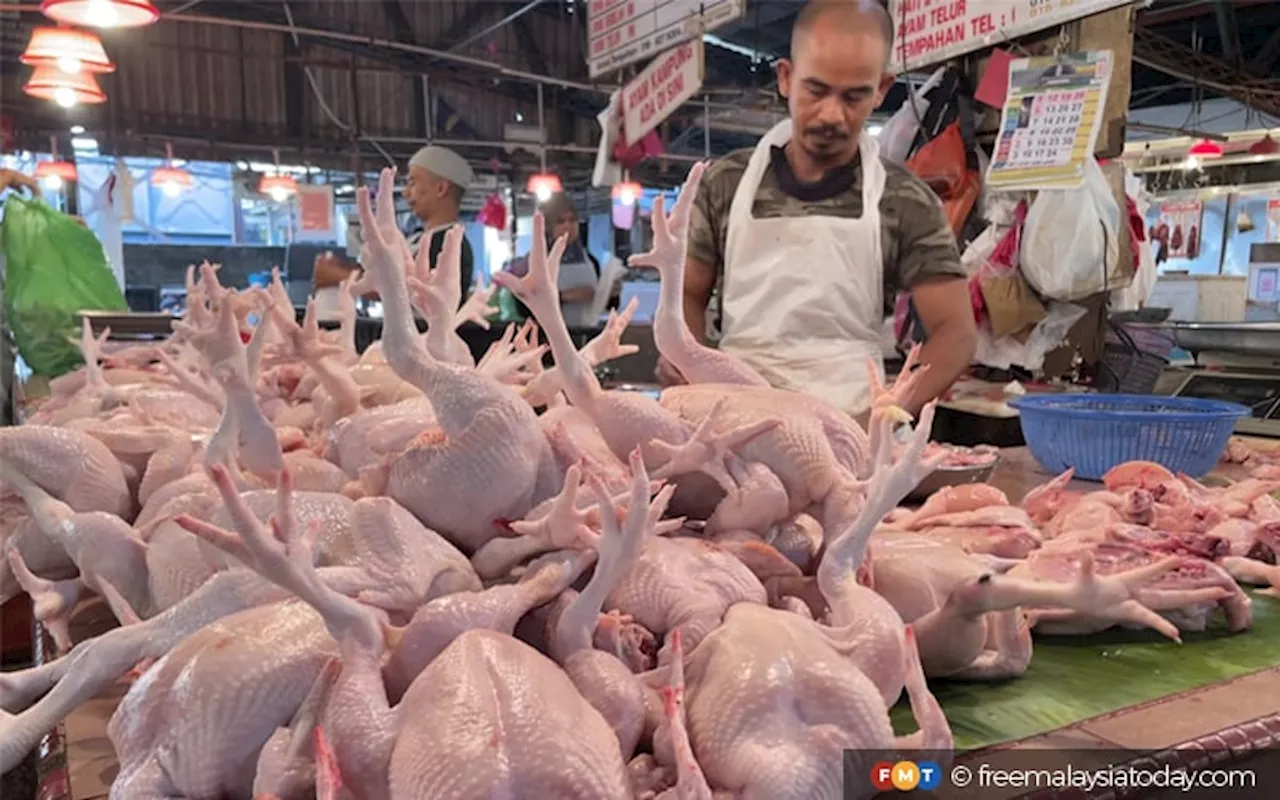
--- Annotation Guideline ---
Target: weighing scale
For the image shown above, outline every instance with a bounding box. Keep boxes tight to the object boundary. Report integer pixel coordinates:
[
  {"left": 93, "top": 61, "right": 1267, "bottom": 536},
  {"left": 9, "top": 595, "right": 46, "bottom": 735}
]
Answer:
[{"left": 1169, "top": 322, "right": 1280, "bottom": 438}]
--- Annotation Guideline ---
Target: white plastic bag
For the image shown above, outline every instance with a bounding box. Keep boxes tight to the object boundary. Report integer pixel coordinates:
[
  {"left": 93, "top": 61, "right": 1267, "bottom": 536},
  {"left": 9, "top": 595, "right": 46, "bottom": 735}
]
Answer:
[
  {"left": 877, "top": 67, "right": 946, "bottom": 165},
  {"left": 1020, "top": 158, "right": 1122, "bottom": 302},
  {"left": 974, "top": 302, "right": 1087, "bottom": 371},
  {"left": 1111, "top": 228, "right": 1157, "bottom": 311},
  {"left": 960, "top": 224, "right": 1001, "bottom": 276}
]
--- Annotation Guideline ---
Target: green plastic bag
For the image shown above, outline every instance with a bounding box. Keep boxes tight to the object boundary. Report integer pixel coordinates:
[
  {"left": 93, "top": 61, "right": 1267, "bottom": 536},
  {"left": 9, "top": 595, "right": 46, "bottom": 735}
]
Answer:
[{"left": 2, "top": 195, "right": 128, "bottom": 377}]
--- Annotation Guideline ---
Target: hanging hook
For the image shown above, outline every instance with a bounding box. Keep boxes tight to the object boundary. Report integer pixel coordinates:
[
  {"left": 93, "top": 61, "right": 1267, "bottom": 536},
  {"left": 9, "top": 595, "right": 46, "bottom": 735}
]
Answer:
[{"left": 1052, "top": 26, "right": 1070, "bottom": 61}]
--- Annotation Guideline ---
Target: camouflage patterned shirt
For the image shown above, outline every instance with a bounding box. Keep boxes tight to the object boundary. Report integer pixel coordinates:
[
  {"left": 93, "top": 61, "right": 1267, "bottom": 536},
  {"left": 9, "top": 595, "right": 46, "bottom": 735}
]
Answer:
[{"left": 687, "top": 145, "right": 965, "bottom": 327}]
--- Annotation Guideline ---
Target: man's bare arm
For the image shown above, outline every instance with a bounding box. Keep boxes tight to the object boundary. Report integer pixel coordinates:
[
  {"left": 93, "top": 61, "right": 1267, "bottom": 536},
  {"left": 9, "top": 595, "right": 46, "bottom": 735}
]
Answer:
[
  {"left": 682, "top": 256, "right": 716, "bottom": 344},
  {"left": 560, "top": 286, "right": 594, "bottom": 304},
  {"left": 904, "top": 276, "right": 976, "bottom": 415},
  {"left": 313, "top": 252, "right": 357, "bottom": 289}
]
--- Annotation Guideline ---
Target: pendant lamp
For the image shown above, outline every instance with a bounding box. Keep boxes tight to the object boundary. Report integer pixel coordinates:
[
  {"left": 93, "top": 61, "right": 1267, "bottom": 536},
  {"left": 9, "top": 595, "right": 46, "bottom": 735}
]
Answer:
[
  {"left": 23, "top": 64, "right": 107, "bottom": 107},
  {"left": 526, "top": 172, "right": 562, "bottom": 202},
  {"left": 41, "top": 0, "right": 160, "bottom": 29},
  {"left": 525, "top": 83, "right": 561, "bottom": 202},
  {"left": 261, "top": 175, "right": 298, "bottom": 203},
  {"left": 1187, "top": 139, "right": 1224, "bottom": 159},
  {"left": 1249, "top": 134, "right": 1279, "bottom": 156},
  {"left": 151, "top": 142, "right": 191, "bottom": 197},
  {"left": 21, "top": 26, "right": 115, "bottom": 75},
  {"left": 35, "top": 136, "right": 77, "bottom": 190},
  {"left": 35, "top": 160, "right": 78, "bottom": 189},
  {"left": 259, "top": 149, "right": 298, "bottom": 203},
  {"left": 611, "top": 180, "right": 643, "bottom": 206}
]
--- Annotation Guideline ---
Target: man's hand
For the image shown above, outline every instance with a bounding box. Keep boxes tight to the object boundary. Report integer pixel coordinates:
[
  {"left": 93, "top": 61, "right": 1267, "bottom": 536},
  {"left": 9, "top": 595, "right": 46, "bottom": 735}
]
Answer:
[
  {"left": 655, "top": 355, "right": 687, "bottom": 387},
  {"left": 313, "top": 251, "right": 356, "bottom": 290},
  {"left": 0, "top": 169, "right": 37, "bottom": 195}
]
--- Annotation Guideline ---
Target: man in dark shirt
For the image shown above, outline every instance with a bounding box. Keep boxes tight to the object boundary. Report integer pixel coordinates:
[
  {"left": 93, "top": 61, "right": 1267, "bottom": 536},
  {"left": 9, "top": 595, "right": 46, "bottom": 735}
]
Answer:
[
  {"left": 314, "top": 145, "right": 475, "bottom": 303},
  {"left": 665, "top": 0, "right": 976, "bottom": 417}
]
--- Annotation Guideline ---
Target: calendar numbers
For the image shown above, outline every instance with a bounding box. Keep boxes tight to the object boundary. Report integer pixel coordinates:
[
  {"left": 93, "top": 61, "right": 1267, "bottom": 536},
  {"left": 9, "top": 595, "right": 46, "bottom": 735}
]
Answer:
[{"left": 1004, "top": 89, "right": 1088, "bottom": 169}]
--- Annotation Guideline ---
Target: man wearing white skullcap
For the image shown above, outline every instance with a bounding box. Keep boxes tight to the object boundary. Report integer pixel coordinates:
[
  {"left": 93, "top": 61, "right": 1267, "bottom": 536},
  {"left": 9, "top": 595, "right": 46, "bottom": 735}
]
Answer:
[
  {"left": 403, "top": 145, "right": 476, "bottom": 297},
  {"left": 313, "top": 144, "right": 476, "bottom": 312}
]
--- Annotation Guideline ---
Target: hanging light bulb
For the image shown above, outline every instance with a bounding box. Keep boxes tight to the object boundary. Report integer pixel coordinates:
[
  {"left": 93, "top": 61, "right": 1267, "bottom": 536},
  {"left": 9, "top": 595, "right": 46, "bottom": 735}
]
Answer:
[
  {"left": 611, "top": 180, "right": 643, "bottom": 206},
  {"left": 21, "top": 27, "right": 115, "bottom": 75},
  {"left": 151, "top": 141, "right": 191, "bottom": 197},
  {"left": 526, "top": 172, "right": 561, "bottom": 202},
  {"left": 40, "top": 0, "right": 160, "bottom": 29},
  {"left": 23, "top": 64, "right": 107, "bottom": 106}
]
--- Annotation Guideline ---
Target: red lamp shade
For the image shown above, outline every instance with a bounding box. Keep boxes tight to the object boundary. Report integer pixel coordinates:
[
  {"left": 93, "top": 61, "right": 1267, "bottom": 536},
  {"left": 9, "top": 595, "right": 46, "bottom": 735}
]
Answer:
[
  {"left": 23, "top": 65, "right": 107, "bottom": 106},
  {"left": 152, "top": 165, "right": 192, "bottom": 196},
  {"left": 41, "top": 0, "right": 160, "bottom": 29},
  {"left": 21, "top": 27, "right": 114, "bottom": 74},
  {"left": 260, "top": 174, "right": 298, "bottom": 202},
  {"left": 611, "top": 180, "right": 643, "bottom": 206},
  {"left": 1249, "top": 134, "right": 1279, "bottom": 156},
  {"left": 526, "top": 172, "right": 562, "bottom": 201},
  {"left": 1187, "top": 139, "right": 1224, "bottom": 159},
  {"left": 34, "top": 160, "right": 78, "bottom": 186}
]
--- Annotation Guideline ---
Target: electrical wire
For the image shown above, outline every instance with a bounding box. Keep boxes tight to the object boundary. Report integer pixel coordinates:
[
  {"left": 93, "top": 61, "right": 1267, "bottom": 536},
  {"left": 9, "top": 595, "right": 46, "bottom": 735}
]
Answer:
[{"left": 281, "top": 1, "right": 397, "bottom": 168}]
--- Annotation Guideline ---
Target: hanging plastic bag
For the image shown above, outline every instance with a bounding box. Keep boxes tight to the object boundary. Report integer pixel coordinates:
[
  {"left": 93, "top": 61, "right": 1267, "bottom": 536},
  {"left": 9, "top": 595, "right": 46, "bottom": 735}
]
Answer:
[
  {"left": 878, "top": 67, "right": 946, "bottom": 165},
  {"left": 1, "top": 194, "right": 128, "bottom": 377},
  {"left": 1020, "top": 158, "right": 1122, "bottom": 302},
  {"left": 1111, "top": 197, "right": 1158, "bottom": 311},
  {"left": 974, "top": 301, "right": 1088, "bottom": 372}
]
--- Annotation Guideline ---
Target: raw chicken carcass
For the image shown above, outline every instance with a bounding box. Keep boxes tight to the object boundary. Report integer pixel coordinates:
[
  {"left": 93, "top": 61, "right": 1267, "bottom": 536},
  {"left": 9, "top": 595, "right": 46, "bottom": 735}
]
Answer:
[
  {"left": 184, "top": 462, "right": 650, "bottom": 799},
  {"left": 355, "top": 170, "right": 559, "bottom": 551},
  {"left": 108, "top": 599, "right": 338, "bottom": 798},
  {"left": 865, "top": 531, "right": 1220, "bottom": 679},
  {"left": 657, "top": 406, "right": 952, "bottom": 799},
  {"left": 627, "top": 163, "right": 770, "bottom": 389},
  {"left": 1010, "top": 543, "right": 1251, "bottom": 635}
]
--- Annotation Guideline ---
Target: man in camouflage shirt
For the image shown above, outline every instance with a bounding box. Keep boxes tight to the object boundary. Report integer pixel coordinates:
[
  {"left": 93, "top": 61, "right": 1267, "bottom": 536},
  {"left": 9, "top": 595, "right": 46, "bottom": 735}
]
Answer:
[{"left": 664, "top": 0, "right": 976, "bottom": 418}]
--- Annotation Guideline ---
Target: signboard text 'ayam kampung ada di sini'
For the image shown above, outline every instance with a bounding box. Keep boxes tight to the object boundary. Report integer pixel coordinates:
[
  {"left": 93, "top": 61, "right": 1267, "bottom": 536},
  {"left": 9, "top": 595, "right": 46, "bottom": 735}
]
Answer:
[{"left": 623, "top": 40, "right": 705, "bottom": 147}]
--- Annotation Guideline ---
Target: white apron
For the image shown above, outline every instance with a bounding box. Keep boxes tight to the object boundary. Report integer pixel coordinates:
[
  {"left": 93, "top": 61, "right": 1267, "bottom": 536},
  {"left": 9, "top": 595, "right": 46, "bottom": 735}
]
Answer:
[
  {"left": 557, "top": 254, "right": 600, "bottom": 328},
  {"left": 720, "top": 119, "right": 888, "bottom": 416}
]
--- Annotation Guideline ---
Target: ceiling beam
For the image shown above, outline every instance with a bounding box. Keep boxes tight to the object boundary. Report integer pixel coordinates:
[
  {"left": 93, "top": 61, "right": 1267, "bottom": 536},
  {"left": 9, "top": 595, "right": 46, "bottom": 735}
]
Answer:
[{"left": 1132, "top": 27, "right": 1280, "bottom": 117}]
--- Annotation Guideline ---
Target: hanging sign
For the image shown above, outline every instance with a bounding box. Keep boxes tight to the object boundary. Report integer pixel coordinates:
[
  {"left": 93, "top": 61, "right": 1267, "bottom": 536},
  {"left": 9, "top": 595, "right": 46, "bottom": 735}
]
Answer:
[
  {"left": 587, "top": 0, "right": 742, "bottom": 79},
  {"left": 1155, "top": 200, "right": 1204, "bottom": 260},
  {"left": 295, "top": 184, "right": 335, "bottom": 242},
  {"left": 986, "top": 50, "right": 1113, "bottom": 191},
  {"left": 888, "top": 0, "right": 1133, "bottom": 71},
  {"left": 623, "top": 40, "right": 705, "bottom": 147},
  {"left": 1267, "top": 199, "right": 1280, "bottom": 242}
]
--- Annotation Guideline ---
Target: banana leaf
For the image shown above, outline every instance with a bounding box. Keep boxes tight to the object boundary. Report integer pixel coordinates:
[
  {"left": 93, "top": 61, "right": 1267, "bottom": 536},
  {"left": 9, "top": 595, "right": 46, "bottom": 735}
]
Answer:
[{"left": 891, "top": 594, "right": 1280, "bottom": 750}]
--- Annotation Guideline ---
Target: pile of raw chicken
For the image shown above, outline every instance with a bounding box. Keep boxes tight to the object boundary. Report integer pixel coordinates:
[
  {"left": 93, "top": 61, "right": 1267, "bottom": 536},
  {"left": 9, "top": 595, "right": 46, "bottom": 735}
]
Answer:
[{"left": 1, "top": 163, "right": 1278, "bottom": 799}]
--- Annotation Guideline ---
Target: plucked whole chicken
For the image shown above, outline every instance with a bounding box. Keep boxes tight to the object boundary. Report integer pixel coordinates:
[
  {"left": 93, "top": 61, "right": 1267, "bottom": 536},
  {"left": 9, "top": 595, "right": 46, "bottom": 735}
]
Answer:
[{"left": 0, "top": 161, "right": 1273, "bottom": 800}]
